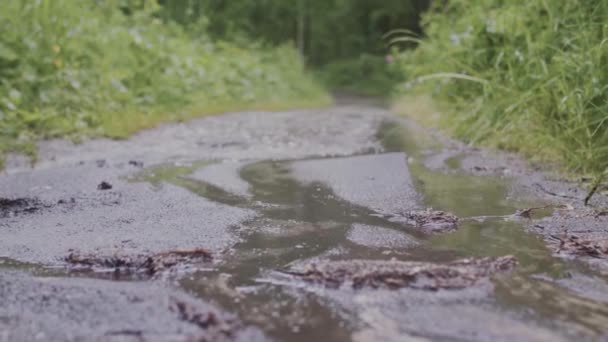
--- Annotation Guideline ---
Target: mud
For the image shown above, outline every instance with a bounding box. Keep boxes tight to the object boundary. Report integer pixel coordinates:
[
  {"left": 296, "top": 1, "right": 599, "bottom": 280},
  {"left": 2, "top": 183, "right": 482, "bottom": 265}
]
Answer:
[
  {"left": 550, "top": 234, "right": 608, "bottom": 258},
  {"left": 64, "top": 248, "right": 213, "bottom": 277},
  {"left": 281, "top": 256, "right": 517, "bottom": 290},
  {"left": 396, "top": 209, "right": 459, "bottom": 233}
]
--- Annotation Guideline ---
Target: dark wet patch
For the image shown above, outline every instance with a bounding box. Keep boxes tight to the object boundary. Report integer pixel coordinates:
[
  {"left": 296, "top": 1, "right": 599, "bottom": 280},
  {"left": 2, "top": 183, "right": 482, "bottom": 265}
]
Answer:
[
  {"left": 97, "top": 181, "right": 113, "bottom": 190},
  {"left": 128, "top": 160, "right": 144, "bottom": 168},
  {"left": 280, "top": 256, "right": 517, "bottom": 290},
  {"left": 0, "top": 197, "right": 80, "bottom": 220},
  {"left": 64, "top": 248, "right": 212, "bottom": 276},
  {"left": 399, "top": 209, "right": 459, "bottom": 233},
  {"left": 104, "top": 329, "right": 143, "bottom": 337},
  {"left": 56, "top": 197, "right": 77, "bottom": 205},
  {"left": 0, "top": 197, "right": 45, "bottom": 218}
]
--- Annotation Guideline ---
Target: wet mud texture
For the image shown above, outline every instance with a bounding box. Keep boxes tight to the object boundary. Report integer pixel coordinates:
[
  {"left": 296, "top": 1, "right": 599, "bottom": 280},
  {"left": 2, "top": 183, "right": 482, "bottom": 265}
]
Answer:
[
  {"left": 282, "top": 256, "right": 517, "bottom": 290},
  {"left": 64, "top": 248, "right": 213, "bottom": 277},
  {"left": 0, "top": 197, "right": 45, "bottom": 218},
  {"left": 396, "top": 209, "right": 459, "bottom": 234}
]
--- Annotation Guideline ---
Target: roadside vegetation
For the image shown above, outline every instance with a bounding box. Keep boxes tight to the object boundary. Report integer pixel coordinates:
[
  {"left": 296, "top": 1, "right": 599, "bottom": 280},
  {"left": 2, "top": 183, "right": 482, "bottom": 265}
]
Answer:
[
  {"left": 318, "top": 54, "right": 405, "bottom": 97},
  {"left": 3, "top": 0, "right": 606, "bottom": 188},
  {"left": 394, "top": 0, "right": 608, "bottom": 181},
  {"left": 181, "top": 0, "right": 429, "bottom": 96},
  {"left": 0, "top": 0, "right": 328, "bottom": 167}
]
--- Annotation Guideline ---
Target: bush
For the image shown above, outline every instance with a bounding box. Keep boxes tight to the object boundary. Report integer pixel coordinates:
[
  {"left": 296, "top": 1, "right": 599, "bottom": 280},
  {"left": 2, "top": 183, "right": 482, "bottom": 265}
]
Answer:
[
  {"left": 398, "top": 0, "right": 608, "bottom": 175},
  {"left": 0, "top": 0, "right": 328, "bottom": 165},
  {"left": 320, "top": 54, "right": 405, "bottom": 96},
  {"left": 155, "top": 0, "right": 430, "bottom": 66}
]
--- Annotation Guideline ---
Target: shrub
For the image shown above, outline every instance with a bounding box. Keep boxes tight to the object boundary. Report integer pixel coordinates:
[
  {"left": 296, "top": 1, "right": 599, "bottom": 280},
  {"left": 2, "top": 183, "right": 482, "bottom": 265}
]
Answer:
[
  {"left": 0, "top": 0, "right": 327, "bottom": 164},
  {"left": 320, "top": 54, "right": 405, "bottom": 96}
]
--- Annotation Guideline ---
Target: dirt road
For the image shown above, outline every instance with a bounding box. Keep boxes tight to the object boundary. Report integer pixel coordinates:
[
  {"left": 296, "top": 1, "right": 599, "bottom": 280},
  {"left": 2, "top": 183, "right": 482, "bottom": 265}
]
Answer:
[{"left": 2, "top": 101, "right": 608, "bottom": 341}]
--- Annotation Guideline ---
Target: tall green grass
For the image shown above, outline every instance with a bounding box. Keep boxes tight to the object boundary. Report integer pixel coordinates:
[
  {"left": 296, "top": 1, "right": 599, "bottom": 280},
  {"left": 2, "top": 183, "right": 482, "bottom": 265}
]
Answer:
[
  {"left": 0, "top": 0, "right": 328, "bottom": 166},
  {"left": 397, "top": 0, "right": 608, "bottom": 177}
]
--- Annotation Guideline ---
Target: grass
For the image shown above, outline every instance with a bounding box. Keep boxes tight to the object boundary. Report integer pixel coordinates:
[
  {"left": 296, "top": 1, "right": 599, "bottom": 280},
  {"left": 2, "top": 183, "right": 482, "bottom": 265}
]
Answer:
[
  {"left": 95, "top": 97, "right": 330, "bottom": 139},
  {"left": 0, "top": 0, "right": 328, "bottom": 167},
  {"left": 394, "top": 0, "right": 608, "bottom": 180}
]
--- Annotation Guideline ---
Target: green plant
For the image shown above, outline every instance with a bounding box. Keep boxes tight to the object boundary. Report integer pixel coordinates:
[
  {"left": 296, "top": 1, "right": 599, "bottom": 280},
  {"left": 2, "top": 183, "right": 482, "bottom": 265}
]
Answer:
[
  {"left": 397, "top": 0, "right": 608, "bottom": 179},
  {"left": 0, "top": 0, "right": 328, "bottom": 165},
  {"left": 156, "top": 0, "right": 430, "bottom": 66},
  {"left": 319, "top": 54, "right": 405, "bottom": 96}
]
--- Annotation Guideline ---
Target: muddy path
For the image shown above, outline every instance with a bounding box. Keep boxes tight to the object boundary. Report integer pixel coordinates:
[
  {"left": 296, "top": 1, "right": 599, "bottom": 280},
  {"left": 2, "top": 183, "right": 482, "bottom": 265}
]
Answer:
[{"left": 1, "top": 101, "right": 608, "bottom": 341}]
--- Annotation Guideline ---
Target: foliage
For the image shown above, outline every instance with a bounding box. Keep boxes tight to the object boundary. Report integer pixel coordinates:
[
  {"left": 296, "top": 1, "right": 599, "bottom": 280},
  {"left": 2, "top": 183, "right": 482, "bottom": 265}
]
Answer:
[
  {"left": 156, "top": 0, "right": 430, "bottom": 65},
  {"left": 397, "top": 0, "right": 608, "bottom": 175},
  {"left": 319, "top": 54, "right": 405, "bottom": 97},
  {"left": 0, "top": 0, "right": 328, "bottom": 165}
]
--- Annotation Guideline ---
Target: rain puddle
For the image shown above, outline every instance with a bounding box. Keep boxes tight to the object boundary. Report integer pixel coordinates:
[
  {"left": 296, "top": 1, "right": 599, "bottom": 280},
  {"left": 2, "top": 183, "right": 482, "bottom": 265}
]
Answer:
[{"left": 38, "top": 120, "right": 607, "bottom": 340}]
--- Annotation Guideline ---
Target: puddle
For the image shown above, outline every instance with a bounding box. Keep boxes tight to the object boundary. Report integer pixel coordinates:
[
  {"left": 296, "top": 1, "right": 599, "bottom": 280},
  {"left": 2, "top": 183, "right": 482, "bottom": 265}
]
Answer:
[
  {"left": 379, "top": 121, "right": 608, "bottom": 336},
  {"left": 444, "top": 153, "right": 466, "bottom": 170},
  {"left": 179, "top": 160, "right": 430, "bottom": 341},
  {"left": 96, "top": 120, "right": 608, "bottom": 339}
]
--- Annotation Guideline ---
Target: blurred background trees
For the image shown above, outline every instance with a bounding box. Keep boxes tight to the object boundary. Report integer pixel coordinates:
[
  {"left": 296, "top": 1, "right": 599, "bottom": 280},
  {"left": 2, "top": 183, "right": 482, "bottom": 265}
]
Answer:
[{"left": 155, "top": 0, "right": 430, "bottom": 65}]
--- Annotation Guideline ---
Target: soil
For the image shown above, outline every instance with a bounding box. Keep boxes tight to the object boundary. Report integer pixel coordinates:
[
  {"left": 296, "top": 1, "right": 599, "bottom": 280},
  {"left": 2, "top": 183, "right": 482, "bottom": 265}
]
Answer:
[
  {"left": 64, "top": 248, "right": 213, "bottom": 277},
  {"left": 398, "top": 209, "right": 459, "bottom": 233},
  {"left": 281, "top": 256, "right": 517, "bottom": 290}
]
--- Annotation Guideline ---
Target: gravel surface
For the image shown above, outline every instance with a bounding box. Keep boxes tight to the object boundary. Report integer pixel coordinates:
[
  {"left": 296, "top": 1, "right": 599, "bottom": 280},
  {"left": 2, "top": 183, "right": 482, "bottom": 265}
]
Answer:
[{"left": 2, "top": 101, "right": 608, "bottom": 341}]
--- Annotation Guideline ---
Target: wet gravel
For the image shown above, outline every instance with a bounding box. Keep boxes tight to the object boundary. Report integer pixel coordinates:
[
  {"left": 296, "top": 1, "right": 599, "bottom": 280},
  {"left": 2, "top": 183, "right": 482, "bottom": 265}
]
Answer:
[
  {"left": 2, "top": 100, "right": 608, "bottom": 341},
  {"left": 0, "top": 271, "right": 266, "bottom": 342},
  {"left": 1, "top": 105, "right": 387, "bottom": 341}
]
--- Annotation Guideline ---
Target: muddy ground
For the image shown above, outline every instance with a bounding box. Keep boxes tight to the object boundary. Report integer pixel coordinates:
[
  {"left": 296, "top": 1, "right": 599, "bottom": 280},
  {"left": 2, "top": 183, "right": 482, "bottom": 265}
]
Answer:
[{"left": 1, "top": 100, "right": 608, "bottom": 341}]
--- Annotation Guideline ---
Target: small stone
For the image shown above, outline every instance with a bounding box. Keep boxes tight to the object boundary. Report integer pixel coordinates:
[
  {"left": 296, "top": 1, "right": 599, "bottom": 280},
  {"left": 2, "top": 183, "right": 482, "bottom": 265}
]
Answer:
[
  {"left": 97, "top": 181, "right": 113, "bottom": 190},
  {"left": 128, "top": 160, "right": 144, "bottom": 168}
]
